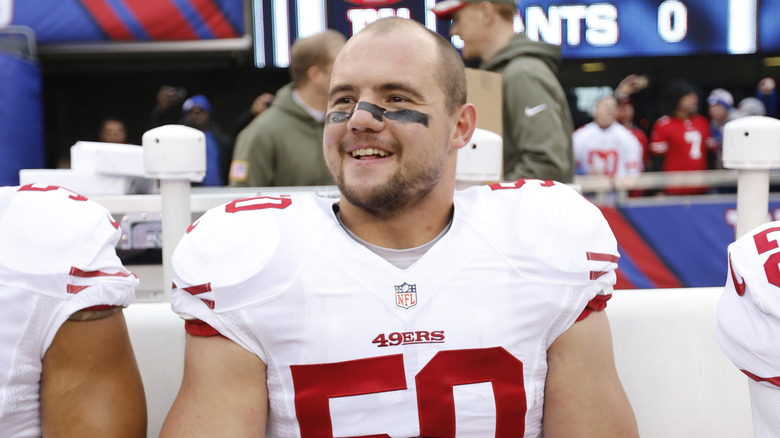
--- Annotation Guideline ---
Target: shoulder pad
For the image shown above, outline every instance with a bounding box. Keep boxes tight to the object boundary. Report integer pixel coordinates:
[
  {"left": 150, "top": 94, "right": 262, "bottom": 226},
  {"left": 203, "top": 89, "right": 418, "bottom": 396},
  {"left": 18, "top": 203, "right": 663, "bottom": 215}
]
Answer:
[
  {"left": 172, "top": 194, "right": 339, "bottom": 311},
  {"left": 455, "top": 180, "right": 618, "bottom": 288}
]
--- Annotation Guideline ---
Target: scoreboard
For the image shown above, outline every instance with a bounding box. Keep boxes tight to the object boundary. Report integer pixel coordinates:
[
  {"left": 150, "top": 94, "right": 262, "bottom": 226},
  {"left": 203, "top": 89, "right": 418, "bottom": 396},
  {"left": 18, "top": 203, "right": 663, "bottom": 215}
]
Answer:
[
  {"left": 252, "top": 0, "right": 441, "bottom": 67},
  {"left": 252, "top": 0, "right": 780, "bottom": 68}
]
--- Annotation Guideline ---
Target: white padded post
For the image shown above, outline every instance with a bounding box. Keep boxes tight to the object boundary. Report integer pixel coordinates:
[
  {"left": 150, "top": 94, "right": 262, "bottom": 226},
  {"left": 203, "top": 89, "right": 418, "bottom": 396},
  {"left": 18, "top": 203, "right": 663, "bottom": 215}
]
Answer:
[
  {"left": 723, "top": 116, "right": 780, "bottom": 238},
  {"left": 143, "top": 125, "right": 205, "bottom": 301},
  {"left": 455, "top": 128, "right": 503, "bottom": 189}
]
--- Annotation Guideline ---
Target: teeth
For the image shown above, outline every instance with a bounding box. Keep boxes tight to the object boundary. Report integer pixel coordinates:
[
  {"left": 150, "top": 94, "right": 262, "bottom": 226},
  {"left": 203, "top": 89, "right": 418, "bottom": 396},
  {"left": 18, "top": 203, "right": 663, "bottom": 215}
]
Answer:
[{"left": 351, "top": 148, "right": 389, "bottom": 158}]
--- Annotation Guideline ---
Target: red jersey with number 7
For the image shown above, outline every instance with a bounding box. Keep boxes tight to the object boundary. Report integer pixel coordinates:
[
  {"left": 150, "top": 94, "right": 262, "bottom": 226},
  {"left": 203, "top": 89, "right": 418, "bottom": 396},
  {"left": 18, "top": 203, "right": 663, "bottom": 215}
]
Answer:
[
  {"left": 649, "top": 114, "right": 714, "bottom": 194},
  {"left": 171, "top": 180, "right": 619, "bottom": 437}
]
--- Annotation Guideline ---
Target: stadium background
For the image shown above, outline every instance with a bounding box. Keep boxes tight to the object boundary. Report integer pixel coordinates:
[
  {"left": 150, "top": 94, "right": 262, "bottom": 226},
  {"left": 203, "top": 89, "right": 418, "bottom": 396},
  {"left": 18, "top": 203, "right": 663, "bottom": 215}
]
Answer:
[{"left": 3, "top": 0, "right": 780, "bottom": 289}]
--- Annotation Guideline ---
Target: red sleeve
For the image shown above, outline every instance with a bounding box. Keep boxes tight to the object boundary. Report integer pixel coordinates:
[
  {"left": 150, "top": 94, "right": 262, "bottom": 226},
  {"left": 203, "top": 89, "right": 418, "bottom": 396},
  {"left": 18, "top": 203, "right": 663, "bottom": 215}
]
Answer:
[
  {"left": 649, "top": 120, "right": 668, "bottom": 155},
  {"left": 742, "top": 370, "right": 780, "bottom": 387},
  {"left": 576, "top": 293, "right": 612, "bottom": 322},
  {"left": 79, "top": 304, "right": 117, "bottom": 312},
  {"left": 185, "top": 319, "right": 222, "bottom": 337}
]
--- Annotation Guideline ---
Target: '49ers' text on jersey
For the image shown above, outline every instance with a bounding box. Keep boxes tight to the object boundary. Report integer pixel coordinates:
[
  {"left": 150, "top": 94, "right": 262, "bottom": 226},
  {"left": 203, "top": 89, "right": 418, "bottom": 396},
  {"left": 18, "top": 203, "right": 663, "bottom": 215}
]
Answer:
[{"left": 171, "top": 179, "right": 619, "bottom": 438}]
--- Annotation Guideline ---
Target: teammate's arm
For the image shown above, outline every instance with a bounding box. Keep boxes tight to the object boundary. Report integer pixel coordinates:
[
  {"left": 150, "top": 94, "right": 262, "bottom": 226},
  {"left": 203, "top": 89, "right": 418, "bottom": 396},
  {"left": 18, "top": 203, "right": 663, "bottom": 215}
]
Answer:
[
  {"left": 161, "top": 334, "right": 268, "bottom": 437},
  {"left": 542, "top": 309, "right": 638, "bottom": 437},
  {"left": 40, "top": 310, "right": 147, "bottom": 438}
]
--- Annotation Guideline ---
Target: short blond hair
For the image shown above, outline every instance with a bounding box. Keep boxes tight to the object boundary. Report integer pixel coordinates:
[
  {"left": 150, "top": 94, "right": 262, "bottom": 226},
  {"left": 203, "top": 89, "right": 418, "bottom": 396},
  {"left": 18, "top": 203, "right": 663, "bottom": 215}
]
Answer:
[
  {"left": 495, "top": 3, "right": 516, "bottom": 23},
  {"left": 358, "top": 18, "right": 466, "bottom": 115},
  {"left": 290, "top": 30, "right": 346, "bottom": 87}
]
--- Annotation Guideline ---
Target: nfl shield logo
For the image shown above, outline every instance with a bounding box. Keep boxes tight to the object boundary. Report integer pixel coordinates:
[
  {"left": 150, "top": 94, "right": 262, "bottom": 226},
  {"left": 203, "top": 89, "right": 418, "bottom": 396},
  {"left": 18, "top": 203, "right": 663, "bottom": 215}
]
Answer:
[{"left": 395, "top": 282, "right": 418, "bottom": 309}]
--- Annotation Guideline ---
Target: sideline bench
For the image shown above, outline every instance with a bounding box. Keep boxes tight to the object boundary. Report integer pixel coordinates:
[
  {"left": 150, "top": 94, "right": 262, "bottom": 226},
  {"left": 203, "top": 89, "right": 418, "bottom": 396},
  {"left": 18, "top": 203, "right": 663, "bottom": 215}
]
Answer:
[{"left": 124, "top": 287, "right": 753, "bottom": 437}]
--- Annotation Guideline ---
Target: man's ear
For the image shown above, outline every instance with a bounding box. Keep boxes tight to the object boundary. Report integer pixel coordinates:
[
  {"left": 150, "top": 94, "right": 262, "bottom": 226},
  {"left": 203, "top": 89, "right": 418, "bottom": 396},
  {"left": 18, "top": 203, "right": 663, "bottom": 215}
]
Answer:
[
  {"left": 306, "top": 65, "right": 322, "bottom": 84},
  {"left": 452, "top": 103, "right": 478, "bottom": 151},
  {"left": 479, "top": 0, "right": 497, "bottom": 23}
]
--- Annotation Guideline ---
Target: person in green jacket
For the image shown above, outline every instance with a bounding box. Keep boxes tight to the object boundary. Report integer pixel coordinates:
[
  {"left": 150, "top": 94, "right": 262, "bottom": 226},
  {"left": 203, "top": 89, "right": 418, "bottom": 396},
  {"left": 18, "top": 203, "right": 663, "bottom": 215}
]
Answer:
[
  {"left": 228, "top": 30, "right": 346, "bottom": 187},
  {"left": 432, "top": 0, "right": 574, "bottom": 183}
]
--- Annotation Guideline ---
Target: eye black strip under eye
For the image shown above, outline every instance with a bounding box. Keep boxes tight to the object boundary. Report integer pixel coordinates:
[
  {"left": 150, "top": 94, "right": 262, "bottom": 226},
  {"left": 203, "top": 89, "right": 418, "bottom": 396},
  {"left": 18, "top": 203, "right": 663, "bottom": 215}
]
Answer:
[
  {"left": 325, "top": 101, "right": 430, "bottom": 127},
  {"left": 384, "top": 109, "right": 429, "bottom": 127}
]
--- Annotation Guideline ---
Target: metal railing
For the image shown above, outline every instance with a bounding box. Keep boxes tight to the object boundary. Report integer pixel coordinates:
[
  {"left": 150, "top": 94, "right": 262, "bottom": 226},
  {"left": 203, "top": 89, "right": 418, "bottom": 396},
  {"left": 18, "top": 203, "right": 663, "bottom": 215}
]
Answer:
[{"left": 573, "top": 169, "right": 780, "bottom": 205}]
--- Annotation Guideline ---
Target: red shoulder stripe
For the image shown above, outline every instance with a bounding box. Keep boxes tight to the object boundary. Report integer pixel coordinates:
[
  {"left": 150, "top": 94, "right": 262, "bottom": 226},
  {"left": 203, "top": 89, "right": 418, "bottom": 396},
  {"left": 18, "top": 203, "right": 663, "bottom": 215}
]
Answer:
[
  {"left": 69, "top": 267, "right": 134, "bottom": 278},
  {"left": 177, "top": 283, "right": 215, "bottom": 308},
  {"left": 183, "top": 283, "right": 212, "bottom": 295},
  {"left": 587, "top": 252, "right": 619, "bottom": 263},
  {"left": 587, "top": 252, "right": 619, "bottom": 280},
  {"left": 67, "top": 285, "right": 89, "bottom": 294}
]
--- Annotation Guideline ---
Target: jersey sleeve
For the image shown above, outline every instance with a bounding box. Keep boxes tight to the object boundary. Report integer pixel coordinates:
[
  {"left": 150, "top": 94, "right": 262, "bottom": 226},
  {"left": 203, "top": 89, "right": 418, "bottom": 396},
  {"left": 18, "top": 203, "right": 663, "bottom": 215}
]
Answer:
[
  {"left": 717, "top": 222, "right": 780, "bottom": 388},
  {"left": 170, "top": 200, "right": 277, "bottom": 359},
  {"left": 170, "top": 194, "right": 334, "bottom": 363},
  {"left": 649, "top": 117, "right": 670, "bottom": 155},
  {"left": 517, "top": 180, "right": 618, "bottom": 292},
  {"left": 475, "top": 180, "right": 619, "bottom": 305},
  {"left": 0, "top": 184, "right": 138, "bottom": 352}
]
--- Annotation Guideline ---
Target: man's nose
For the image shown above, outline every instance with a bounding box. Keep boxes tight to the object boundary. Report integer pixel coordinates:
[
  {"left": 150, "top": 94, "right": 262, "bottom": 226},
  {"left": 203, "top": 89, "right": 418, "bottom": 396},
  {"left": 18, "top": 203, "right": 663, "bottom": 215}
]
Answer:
[{"left": 348, "top": 102, "right": 385, "bottom": 132}]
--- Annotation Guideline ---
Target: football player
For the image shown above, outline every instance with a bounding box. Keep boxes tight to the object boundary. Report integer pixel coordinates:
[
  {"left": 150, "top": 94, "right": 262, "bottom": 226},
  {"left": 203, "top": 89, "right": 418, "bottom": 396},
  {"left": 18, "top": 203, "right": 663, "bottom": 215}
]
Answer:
[
  {"left": 0, "top": 184, "right": 146, "bottom": 437},
  {"left": 162, "top": 17, "right": 638, "bottom": 437},
  {"left": 718, "top": 221, "right": 780, "bottom": 437}
]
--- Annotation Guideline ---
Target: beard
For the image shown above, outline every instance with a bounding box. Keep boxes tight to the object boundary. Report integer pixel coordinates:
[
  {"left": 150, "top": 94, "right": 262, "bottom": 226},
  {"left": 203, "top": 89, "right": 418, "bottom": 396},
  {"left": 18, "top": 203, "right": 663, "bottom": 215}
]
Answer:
[{"left": 328, "top": 138, "right": 447, "bottom": 218}]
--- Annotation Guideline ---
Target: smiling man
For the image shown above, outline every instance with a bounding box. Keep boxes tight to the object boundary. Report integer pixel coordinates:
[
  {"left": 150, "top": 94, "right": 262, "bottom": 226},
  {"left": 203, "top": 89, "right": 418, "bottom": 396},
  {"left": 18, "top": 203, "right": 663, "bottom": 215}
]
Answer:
[
  {"left": 432, "top": 0, "right": 574, "bottom": 183},
  {"left": 161, "top": 17, "right": 637, "bottom": 437}
]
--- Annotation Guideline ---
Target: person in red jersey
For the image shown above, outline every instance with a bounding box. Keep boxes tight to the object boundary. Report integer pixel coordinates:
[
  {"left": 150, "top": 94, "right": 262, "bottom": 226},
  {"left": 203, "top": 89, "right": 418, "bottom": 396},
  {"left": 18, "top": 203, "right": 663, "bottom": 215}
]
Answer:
[
  {"left": 161, "top": 17, "right": 637, "bottom": 438},
  {"left": 649, "top": 79, "right": 715, "bottom": 195}
]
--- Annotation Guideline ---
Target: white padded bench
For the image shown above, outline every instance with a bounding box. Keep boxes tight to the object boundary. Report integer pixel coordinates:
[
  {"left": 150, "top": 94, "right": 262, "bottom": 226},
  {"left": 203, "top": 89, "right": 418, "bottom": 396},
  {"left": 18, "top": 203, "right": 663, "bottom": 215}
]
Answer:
[{"left": 125, "top": 287, "right": 753, "bottom": 438}]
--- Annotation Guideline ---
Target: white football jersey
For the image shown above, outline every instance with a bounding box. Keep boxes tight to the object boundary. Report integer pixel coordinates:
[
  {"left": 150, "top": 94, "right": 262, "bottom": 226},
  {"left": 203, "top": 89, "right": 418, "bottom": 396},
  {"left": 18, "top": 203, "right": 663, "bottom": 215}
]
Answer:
[
  {"left": 718, "top": 221, "right": 780, "bottom": 388},
  {"left": 0, "top": 184, "right": 137, "bottom": 437},
  {"left": 573, "top": 121, "right": 643, "bottom": 176},
  {"left": 172, "top": 179, "right": 619, "bottom": 438}
]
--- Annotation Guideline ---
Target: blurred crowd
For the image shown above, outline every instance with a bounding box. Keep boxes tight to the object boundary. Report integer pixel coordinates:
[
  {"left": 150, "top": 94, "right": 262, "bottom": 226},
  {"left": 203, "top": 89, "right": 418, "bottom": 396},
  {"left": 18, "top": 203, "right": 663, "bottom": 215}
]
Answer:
[{"left": 90, "top": 28, "right": 778, "bottom": 196}]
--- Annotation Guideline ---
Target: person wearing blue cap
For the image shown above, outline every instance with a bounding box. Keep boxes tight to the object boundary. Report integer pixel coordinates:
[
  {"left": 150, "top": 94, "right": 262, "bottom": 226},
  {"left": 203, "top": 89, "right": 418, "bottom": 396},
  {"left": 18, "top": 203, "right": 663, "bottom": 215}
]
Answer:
[
  {"left": 182, "top": 95, "right": 234, "bottom": 186},
  {"left": 706, "top": 88, "right": 735, "bottom": 168}
]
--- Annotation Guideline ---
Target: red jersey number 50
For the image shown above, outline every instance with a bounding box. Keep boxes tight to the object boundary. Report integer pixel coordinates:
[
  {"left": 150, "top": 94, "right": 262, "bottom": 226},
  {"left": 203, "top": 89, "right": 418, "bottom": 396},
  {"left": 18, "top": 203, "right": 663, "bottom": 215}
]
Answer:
[{"left": 290, "top": 347, "right": 526, "bottom": 437}]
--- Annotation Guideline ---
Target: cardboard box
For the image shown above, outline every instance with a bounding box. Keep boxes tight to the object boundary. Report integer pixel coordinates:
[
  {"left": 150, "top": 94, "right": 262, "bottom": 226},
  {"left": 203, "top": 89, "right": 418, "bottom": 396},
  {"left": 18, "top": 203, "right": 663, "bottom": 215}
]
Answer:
[
  {"left": 70, "top": 141, "right": 145, "bottom": 177},
  {"left": 465, "top": 68, "right": 503, "bottom": 138},
  {"left": 19, "top": 168, "right": 155, "bottom": 195},
  {"left": 459, "top": 68, "right": 503, "bottom": 187}
]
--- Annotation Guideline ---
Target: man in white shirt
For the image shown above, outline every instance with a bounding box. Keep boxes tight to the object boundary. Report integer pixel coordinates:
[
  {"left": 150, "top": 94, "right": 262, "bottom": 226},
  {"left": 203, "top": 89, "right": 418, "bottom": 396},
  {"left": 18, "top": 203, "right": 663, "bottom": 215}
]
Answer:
[{"left": 573, "top": 95, "right": 643, "bottom": 177}]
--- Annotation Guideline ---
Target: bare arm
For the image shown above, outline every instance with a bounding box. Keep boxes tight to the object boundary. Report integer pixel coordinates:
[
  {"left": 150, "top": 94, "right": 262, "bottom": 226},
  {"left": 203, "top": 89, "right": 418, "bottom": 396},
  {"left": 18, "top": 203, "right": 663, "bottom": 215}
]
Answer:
[
  {"left": 40, "top": 310, "right": 147, "bottom": 438},
  {"left": 543, "top": 310, "right": 638, "bottom": 437},
  {"left": 161, "top": 334, "right": 268, "bottom": 437}
]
